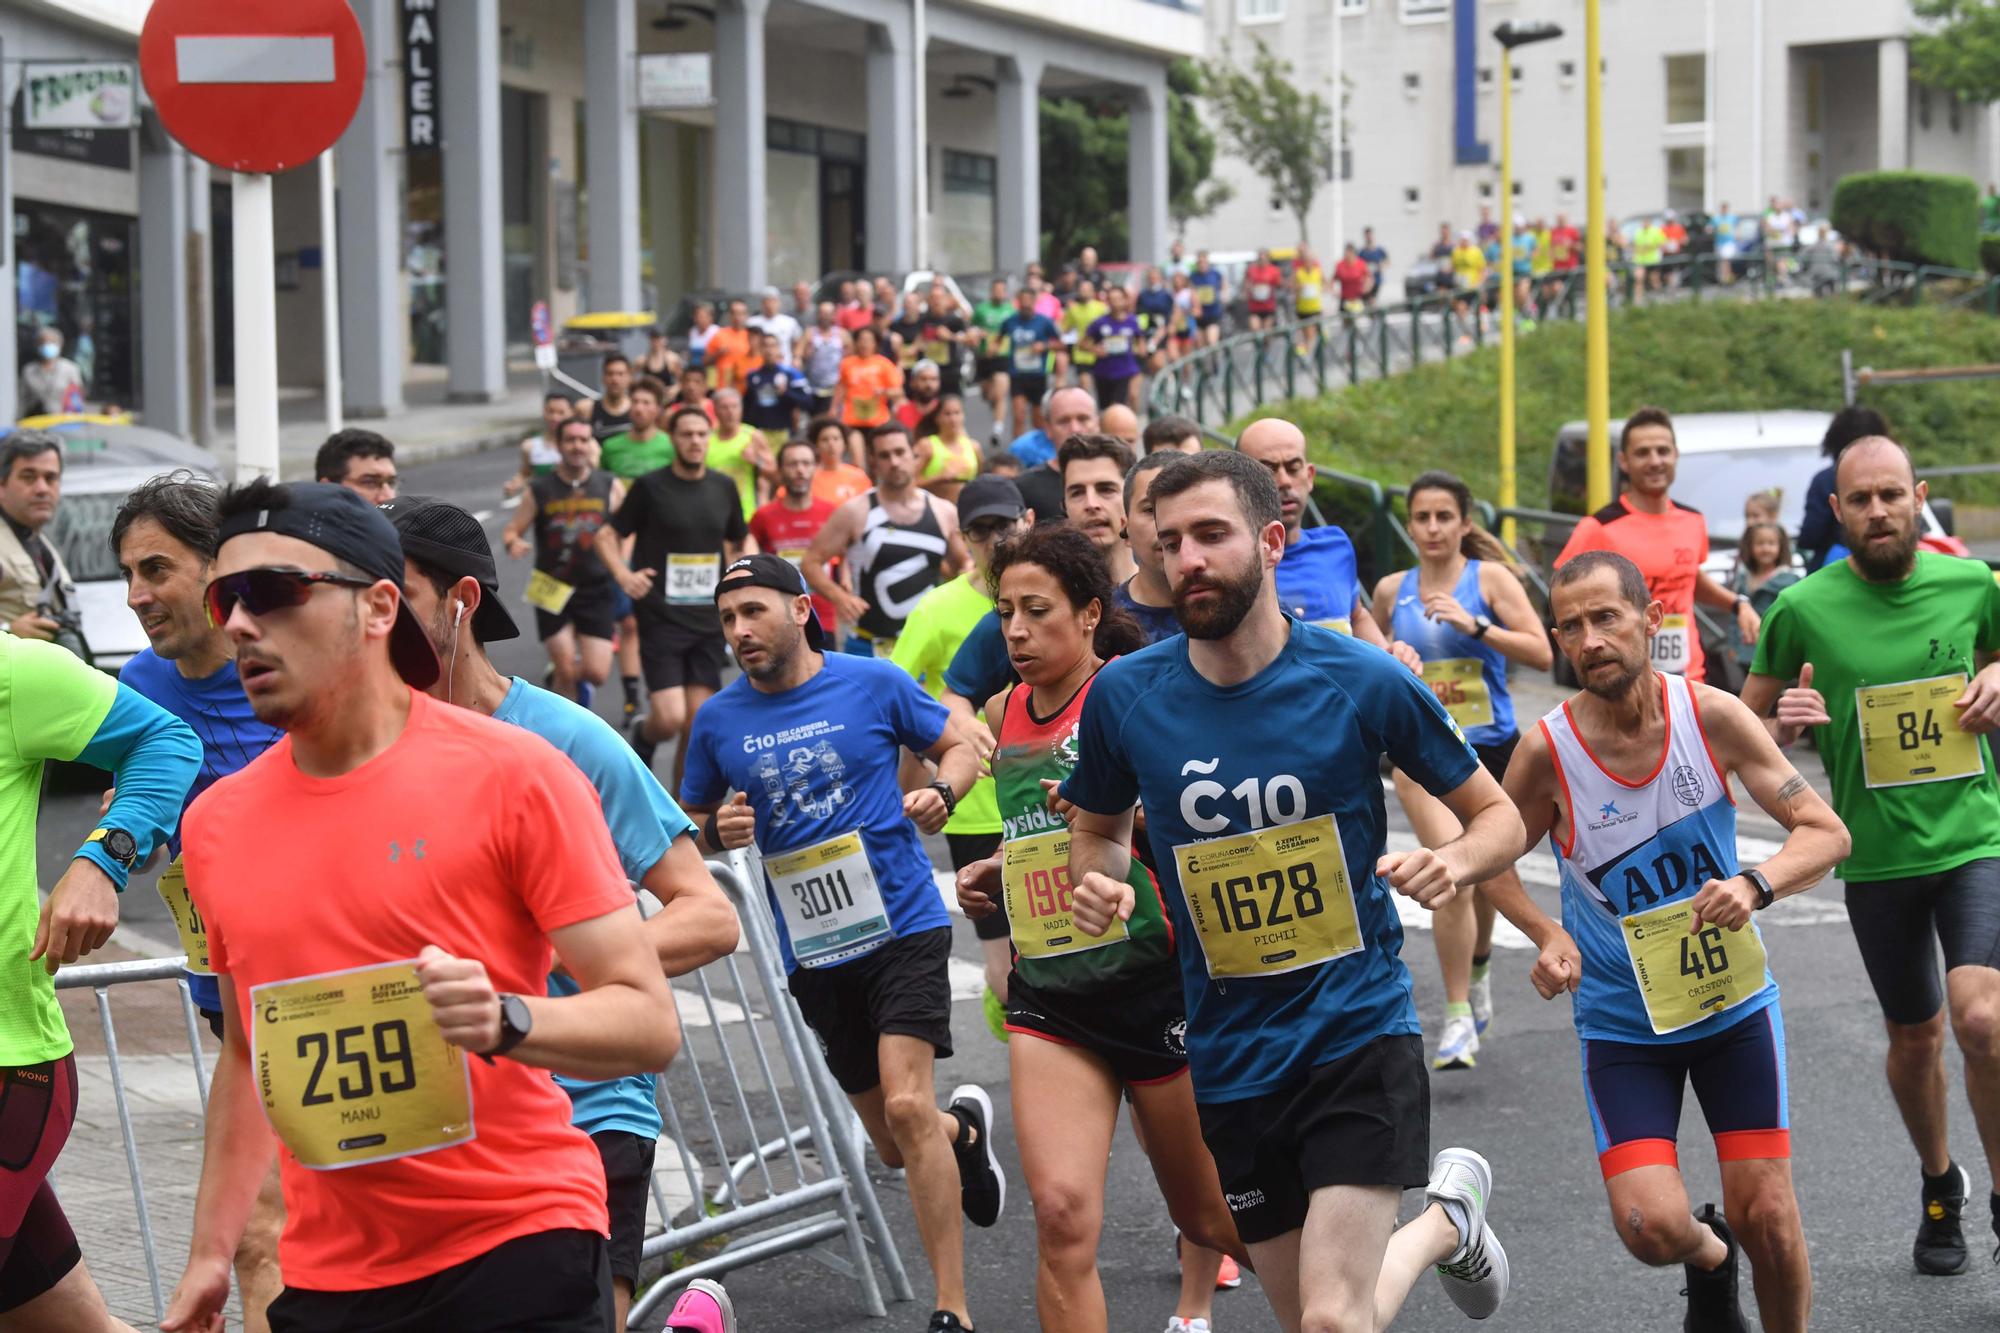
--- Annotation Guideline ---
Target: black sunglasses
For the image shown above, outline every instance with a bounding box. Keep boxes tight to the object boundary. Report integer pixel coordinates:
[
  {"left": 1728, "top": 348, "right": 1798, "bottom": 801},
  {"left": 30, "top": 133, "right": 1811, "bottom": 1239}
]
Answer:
[{"left": 204, "top": 568, "right": 376, "bottom": 628}]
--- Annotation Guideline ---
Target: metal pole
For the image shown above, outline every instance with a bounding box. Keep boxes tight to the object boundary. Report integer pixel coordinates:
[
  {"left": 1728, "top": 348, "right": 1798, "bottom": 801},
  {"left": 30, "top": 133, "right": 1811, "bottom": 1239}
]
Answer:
[
  {"left": 1750, "top": 0, "right": 1765, "bottom": 227},
  {"left": 1584, "top": 0, "right": 1612, "bottom": 512},
  {"left": 1497, "top": 52, "right": 1518, "bottom": 547},
  {"left": 1331, "top": 1, "right": 1344, "bottom": 256},
  {"left": 231, "top": 172, "right": 280, "bottom": 482},
  {"left": 1703, "top": 0, "right": 1717, "bottom": 214},
  {"left": 912, "top": 0, "right": 928, "bottom": 272},
  {"left": 318, "top": 151, "right": 343, "bottom": 435}
]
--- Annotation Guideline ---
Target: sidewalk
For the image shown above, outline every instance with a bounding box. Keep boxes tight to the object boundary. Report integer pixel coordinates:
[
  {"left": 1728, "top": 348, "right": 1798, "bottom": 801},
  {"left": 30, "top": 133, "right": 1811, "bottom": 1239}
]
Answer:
[{"left": 205, "top": 359, "right": 548, "bottom": 478}]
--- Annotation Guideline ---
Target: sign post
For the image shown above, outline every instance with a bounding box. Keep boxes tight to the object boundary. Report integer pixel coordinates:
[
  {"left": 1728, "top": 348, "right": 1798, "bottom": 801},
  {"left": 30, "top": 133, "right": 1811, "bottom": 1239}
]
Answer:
[
  {"left": 319, "top": 150, "right": 343, "bottom": 436},
  {"left": 139, "top": 0, "right": 365, "bottom": 483}
]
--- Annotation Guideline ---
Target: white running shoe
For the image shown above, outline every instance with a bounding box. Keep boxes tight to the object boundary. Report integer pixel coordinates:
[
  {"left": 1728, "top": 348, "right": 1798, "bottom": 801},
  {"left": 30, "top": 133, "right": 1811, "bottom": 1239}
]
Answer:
[
  {"left": 1427, "top": 1147, "right": 1510, "bottom": 1320},
  {"left": 1163, "top": 1319, "right": 1211, "bottom": 1333},
  {"left": 1433, "top": 1013, "right": 1480, "bottom": 1071},
  {"left": 1469, "top": 971, "right": 1493, "bottom": 1035}
]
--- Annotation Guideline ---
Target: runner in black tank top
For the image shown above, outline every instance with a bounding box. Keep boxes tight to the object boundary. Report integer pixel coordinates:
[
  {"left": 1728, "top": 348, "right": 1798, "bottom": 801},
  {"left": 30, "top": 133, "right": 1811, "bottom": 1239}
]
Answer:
[{"left": 851, "top": 490, "right": 949, "bottom": 642}]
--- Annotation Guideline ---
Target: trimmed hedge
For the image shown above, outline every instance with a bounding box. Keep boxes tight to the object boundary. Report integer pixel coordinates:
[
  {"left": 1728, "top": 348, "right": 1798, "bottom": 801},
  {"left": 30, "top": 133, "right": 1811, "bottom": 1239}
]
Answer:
[
  {"left": 1981, "top": 233, "right": 2000, "bottom": 274},
  {"left": 1831, "top": 171, "right": 1979, "bottom": 269}
]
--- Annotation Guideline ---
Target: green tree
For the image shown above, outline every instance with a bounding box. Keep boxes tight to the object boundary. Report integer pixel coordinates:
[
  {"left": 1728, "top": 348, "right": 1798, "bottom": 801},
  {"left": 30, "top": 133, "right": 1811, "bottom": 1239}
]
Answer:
[
  {"left": 1911, "top": 1, "right": 2000, "bottom": 104},
  {"left": 1038, "top": 59, "right": 1229, "bottom": 265},
  {"left": 1201, "top": 39, "right": 1333, "bottom": 244}
]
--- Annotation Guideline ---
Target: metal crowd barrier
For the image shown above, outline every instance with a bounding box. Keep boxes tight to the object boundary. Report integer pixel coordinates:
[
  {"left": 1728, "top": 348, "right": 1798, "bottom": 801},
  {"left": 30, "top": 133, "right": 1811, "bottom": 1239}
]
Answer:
[{"left": 52, "top": 851, "right": 914, "bottom": 1330}]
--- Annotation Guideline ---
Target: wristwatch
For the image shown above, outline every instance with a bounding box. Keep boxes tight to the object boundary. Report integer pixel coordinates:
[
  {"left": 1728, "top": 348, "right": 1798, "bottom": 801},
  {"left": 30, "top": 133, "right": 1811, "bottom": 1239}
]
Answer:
[
  {"left": 927, "top": 780, "right": 959, "bottom": 817},
  {"left": 1734, "top": 595, "right": 1751, "bottom": 614},
  {"left": 1743, "top": 866, "right": 1776, "bottom": 911},
  {"left": 487, "top": 994, "right": 533, "bottom": 1058},
  {"left": 86, "top": 827, "right": 140, "bottom": 869},
  {"left": 1471, "top": 614, "right": 1494, "bottom": 640}
]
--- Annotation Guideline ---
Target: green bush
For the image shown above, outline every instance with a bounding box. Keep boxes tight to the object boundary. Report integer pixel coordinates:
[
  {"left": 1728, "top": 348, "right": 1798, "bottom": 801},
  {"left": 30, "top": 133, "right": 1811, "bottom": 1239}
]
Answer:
[
  {"left": 1233, "top": 297, "right": 2000, "bottom": 506},
  {"left": 1831, "top": 171, "right": 1980, "bottom": 269},
  {"left": 1980, "top": 232, "right": 2000, "bottom": 274}
]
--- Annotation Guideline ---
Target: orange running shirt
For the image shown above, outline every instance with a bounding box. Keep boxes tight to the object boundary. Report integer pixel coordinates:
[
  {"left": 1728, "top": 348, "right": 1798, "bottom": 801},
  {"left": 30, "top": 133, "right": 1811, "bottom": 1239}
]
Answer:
[
  {"left": 839, "top": 355, "right": 902, "bottom": 427},
  {"left": 181, "top": 690, "right": 635, "bottom": 1291},
  {"left": 1555, "top": 495, "right": 1712, "bottom": 678},
  {"left": 812, "top": 461, "right": 872, "bottom": 509},
  {"left": 705, "top": 326, "right": 756, "bottom": 392}
]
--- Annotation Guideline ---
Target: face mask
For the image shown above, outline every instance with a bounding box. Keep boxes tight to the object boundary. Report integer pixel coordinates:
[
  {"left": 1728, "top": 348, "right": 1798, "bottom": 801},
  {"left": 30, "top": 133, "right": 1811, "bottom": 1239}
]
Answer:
[{"left": 37, "top": 344, "right": 56, "bottom": 360}]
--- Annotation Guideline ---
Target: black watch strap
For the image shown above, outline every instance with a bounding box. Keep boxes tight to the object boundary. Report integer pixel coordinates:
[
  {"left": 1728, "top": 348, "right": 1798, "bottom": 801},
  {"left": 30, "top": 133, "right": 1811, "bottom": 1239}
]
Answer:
[
  {"left": 1744, "top": 867, "right": 1775, "bottom": 911},
  {"left": 488, "top": 993, "right": 532, "bottom": 1058},
  {"left": 929, "top": 780, "right": 958, "bottom": 817}
]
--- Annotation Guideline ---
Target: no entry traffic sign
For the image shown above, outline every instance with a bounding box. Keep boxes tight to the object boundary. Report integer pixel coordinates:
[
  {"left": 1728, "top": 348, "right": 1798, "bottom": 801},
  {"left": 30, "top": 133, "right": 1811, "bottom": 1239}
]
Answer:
[{"left": 138, "top": 0, "right": 365, "bottom": 175}]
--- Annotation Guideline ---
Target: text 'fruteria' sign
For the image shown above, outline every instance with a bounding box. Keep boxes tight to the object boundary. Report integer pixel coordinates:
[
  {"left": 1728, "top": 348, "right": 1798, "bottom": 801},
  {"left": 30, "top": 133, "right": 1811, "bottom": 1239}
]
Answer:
[
  {"left": 22, "top": 62, "right": 137, "bottom": 130},
  {"left": 404, "top": 0, "right": 439, "bottom": 152}
]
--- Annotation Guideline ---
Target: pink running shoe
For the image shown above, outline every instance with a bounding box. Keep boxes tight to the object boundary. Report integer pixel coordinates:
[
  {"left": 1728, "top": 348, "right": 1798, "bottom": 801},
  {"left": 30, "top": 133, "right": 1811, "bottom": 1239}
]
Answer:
[{"left": 663, "top": 1278, "right": 736, "bottom": 1333}]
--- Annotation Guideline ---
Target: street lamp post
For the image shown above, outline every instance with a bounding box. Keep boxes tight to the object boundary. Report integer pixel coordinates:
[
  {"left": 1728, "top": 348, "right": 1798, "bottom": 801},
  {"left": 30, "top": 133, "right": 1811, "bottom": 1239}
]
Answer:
[
  {"left": 1584, "top": 0, "right": 1611, "bottom": 512},
  {"left": 1493, "top": 19, "right": 1563, "bottom": 547}
]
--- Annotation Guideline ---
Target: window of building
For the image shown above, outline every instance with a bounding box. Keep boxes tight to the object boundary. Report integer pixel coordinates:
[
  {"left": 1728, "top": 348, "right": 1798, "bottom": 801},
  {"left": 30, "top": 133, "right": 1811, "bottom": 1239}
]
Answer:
[
  {"left": 1403, "top": 72, "right": 1421, "bottom": 96},
  {"left": 1558, "top": 59, "right": 1577, "bottom": 85},
  {"left": 1339, "top": 0, "right": 1367, "bottom": 13},
  {"left": 1404, "top": 186, "right": 1421, "bottom": 211},
  {"left": 1558, "top": 175, "right": 1577, "bottom": 196},
  {"left": 1400, "top": 0, "right": 1448, "bottom": 23},
  {"left": 938, "top": 150, "right": 996, "bottom": 273},
  {"left": 1665, "top": 53, "right": 1706, "bottom": 126},
  {"left": 1239, "top": 0, "right": 1283, "bottom": 23},
  {"left": 1479, "top": 180, "right": 1494, "bottom": 200},
  {"left": 1478, "top": 66, "right": 1493, "bottom": 92},
  {"left": 1665, "top": 146, "right": 1704, "bottom": 214}
]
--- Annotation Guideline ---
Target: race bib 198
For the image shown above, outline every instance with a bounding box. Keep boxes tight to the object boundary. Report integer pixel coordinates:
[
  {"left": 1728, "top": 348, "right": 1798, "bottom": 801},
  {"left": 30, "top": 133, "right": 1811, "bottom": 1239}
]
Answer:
[
  {"left": 764, "top": 830, "right": 892, "bottom": 968},
  {"left": 1422, "top": 658, "right": 1493, "bottom": 730},
  {"left": 251, "top": 961, "right": 474, "bottom": 1170},
  {"left": 1004, "top": 829, "right": 1127, "bottom": 959},
  {"left": 666, "top": 553, "right": 720, "bottom": 604},
  {"left": 523, "top": 568, "right": 575, "bottom": 615},
  {"left": 1857, "top": 674, "right": 1986, "bottom": 789},
  {"left": 157, "top": 857, "right": 210, "bottom": 975},
  {"left": 1620, "top": 900, "right": 1768, "bottom": 1035},
  {"left": 1173, "top": 814, "right": 1361, "bottom": 979},
  {"left": 1650, "top": 614, "right": 1690, "bottom": 673}
]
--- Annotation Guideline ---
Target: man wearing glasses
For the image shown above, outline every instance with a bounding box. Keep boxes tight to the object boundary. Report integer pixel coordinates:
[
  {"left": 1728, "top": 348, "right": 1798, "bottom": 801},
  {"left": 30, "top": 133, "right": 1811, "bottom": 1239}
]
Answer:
[
  {"left": 312, "top": 429, "right": 399, "bottom": 504},
  {"left": 161, "top": 481, "right": 679, "bottom": 1333}
]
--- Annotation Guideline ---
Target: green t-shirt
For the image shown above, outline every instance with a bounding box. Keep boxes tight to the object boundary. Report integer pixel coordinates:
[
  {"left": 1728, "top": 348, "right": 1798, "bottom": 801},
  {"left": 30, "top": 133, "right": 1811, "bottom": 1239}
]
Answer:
[
  {"left": 600, "top": 429, "right": 675, "bottom": 481},
  {"left": 2, "top": 636, "right": 116, "bottom": 1065},
  {"left": 1750, "top": 553, "right": 2000, "bottom": 882},
  {"left": 973, "top": 299, "right": 1013, "bottom": 356},
  {"left": 889, "top": 575, "right": 1001, "bottom": 835},
  {"left": 706, "top": 426, "right": 762, "bottom": 520}
]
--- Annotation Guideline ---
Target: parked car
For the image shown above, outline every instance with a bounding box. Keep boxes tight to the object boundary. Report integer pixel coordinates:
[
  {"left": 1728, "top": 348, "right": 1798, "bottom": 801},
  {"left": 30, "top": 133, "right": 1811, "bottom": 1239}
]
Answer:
[{"left": 19, "top": 416, "right": 223, "bottom": 672}]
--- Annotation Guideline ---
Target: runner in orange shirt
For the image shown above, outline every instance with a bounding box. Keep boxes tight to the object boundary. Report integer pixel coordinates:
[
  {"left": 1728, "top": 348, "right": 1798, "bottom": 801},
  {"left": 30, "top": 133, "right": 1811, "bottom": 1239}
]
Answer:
[
  {"left": 834, "top": 327, "right": 905, "bottom": 461},
  {"left": 705, "top": 298, "right": 758, "bottom": 394}
]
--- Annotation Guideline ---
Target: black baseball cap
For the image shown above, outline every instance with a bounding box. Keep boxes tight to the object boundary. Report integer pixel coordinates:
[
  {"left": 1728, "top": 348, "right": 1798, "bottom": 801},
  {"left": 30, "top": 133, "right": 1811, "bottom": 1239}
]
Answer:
[
  {"left": 957, "top": 475, "right": 1026, "bottom": 527},
  {"left": 381, "top": 496, "right": 521, "bottom": 644},
  {"left": 714, "top": 553, "right": 827, "bottom": 650},
  {"left": 215, "top": 481, "right": 441, "bottom": 689}
]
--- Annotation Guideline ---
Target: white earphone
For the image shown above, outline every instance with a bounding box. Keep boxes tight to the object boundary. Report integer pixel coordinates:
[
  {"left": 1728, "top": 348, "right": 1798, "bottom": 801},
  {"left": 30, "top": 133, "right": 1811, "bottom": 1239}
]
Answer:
[{"left": 453, "top": 600, "right": 467, "bottom": 627}]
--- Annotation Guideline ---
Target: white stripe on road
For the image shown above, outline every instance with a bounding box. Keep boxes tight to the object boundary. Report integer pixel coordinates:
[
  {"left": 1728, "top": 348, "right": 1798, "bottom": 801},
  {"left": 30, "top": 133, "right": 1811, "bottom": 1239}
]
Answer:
[{"left": 175, "top": 35, "right": 336, "bottom": 84}]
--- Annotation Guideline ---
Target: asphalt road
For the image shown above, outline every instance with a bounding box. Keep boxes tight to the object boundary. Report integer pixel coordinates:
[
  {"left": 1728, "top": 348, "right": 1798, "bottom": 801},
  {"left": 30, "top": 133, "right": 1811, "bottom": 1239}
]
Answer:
[{"left": 36, "top": 444, "right": 2000, "bottom": 1332}]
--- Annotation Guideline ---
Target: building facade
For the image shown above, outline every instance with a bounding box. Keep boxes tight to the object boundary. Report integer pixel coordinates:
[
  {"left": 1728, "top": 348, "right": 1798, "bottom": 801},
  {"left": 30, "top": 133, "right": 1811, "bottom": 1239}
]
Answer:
[
  {"left": 0, "top": 0, "right": 1199, "bottom": 426},
  {"left": 1188, "top": 0, "right": 1999, "bottom": 295}
]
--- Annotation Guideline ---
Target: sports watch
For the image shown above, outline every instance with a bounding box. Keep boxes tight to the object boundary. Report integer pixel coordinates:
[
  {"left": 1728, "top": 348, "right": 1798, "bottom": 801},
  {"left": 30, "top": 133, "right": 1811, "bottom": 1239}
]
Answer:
[
  {"left": 86, "top": 827, "right": 140, "bottom": 869},
  {"left": 1472, "top": 614, "right": 1494, "bottom": 640},
  {"left": 927, "top": 780, "right": 959, "bottom": 817},
  {"left": 488, "top": 993, "right": 533, "bottom": 1057},
  {"left": 1744, "top": 866, "right": 1776, "bottom": 911}
]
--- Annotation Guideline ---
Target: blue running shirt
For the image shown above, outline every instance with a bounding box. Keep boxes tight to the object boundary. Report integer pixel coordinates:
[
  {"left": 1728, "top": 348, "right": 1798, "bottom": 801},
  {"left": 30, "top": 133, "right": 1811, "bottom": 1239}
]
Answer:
[
  {"left": 1274, "top": 526, "right": 1361, "bottom": 634},
  {"left": 1060, "top": 620, "right": 1479, "bottom": 1102},
  {"left": 1388, "top": 561, "right": 1518, "bottom": 747},
  {"left": 683, "top": 653, "right": 951, "bottom": 971}
]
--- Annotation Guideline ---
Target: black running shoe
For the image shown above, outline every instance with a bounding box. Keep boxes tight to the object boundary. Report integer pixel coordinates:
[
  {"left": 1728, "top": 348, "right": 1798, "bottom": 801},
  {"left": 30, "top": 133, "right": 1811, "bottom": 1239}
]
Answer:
[
  {"left": 1915, "top": 1162, "right": 1971, "bottom": 1276},
  {"left": 627, "top": 715, "right": 658, "bottom": 768},
  {"left": 947, "top": 1083, "right": 1006, "bottom": 1228},
  {"left": 926, "top": 1310, "right": 973, "bottom": 1332},
  {"left": 1681, "top": 1203, "right": 1748, "bottom": 1333},
  {"left": 1990, "top": 1191, "right": 1999, "bottom": 1264}
]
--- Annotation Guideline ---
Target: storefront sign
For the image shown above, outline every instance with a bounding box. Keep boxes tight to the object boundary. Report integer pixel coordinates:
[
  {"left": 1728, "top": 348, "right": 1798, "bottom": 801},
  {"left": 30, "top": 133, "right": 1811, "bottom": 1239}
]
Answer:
[
  {"left": 638, "top": 53, "right": 711, "bottom": 110},
  {"left": 404, "top": 0, "right": 439, "bottom": 153},
  {"left": 22, "top": 62, "right": 136, "bottom": 130}
]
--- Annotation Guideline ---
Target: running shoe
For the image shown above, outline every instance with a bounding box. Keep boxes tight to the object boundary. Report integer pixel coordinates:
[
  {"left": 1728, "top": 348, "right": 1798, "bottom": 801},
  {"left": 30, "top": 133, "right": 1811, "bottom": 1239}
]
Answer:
[
  {"left": 1164, "top": 1319, "right": 1211, "bottom": 1333},
  {"left": 1469, "top": 969, "right": 1493, "bottom": 1036},
  {"left": 1427, "top": 1147, "right": 1509, "bottom": 1320},
  {"left": 949, "top": 1084, "right": 1006, "bottom": 1227},
  {"left": 1175, "top": 1232, "right": 1243, "bottom": 1290},
  {"left": 1680, "top": 1203, "right": 1748, "bottom": 1332},
  {"left": 927, "top": 1310, "right": 973, "bottom": 1332},
  {"left": 1433, "top": 1014, "right": 1479, "bottom": 1071},
  {"left": 576, "top": 679, "right": 594, "bottom": 711},
  {"left": 1915, "top": 1161, "right": 1972, "bottom": 1275},
  {"left": 981, "top": 986, "right": 1009, "bottom": 1043},
  {"left": 663, "top": 1278, "right": 737, "bottom": 1333},
  {"left": 628, "top": 715, "right": 659, "bottom": 768}
]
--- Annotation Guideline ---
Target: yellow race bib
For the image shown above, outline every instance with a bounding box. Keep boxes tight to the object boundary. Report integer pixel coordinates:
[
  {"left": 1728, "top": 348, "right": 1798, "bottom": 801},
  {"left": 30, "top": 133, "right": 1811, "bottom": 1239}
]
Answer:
[
  {"left": 523, "top": 568, "right": 575, "bottom": 615},
  {"left": 764, "top": 830, "right": 892, "bottom": 968},
  {"left": 1422, "top": 658, "right": 1493, "bottom": 730},
  {"left": 1309, "top": 618, "right": 1354, "bottom": 637},
  {"left": 251, "top": 961, "right": 474, "bottom": 1170},
  {"left": 1857, "top": 674, "right": 1986, "bottom": 789},
  {"left": 777, "top": 546, "right": 808, "bottom": 572},
  {"left": 157, "top": 857, "right": 210, "bottom": 975},
  {"left": 1004, "top": 829, "right": 1128, "bottom": 959},
  {"left": 1620, "top": 900, "right": 1768, "bottom": 1035},
  {"left": 1650, "top": 614, "right": 1690, "bottom": 674},
  {"left": 1173, "top": 815, "right": 1361, "bottom": 979},
  {"left": 665, "top": 553, "right": 720, "bottom": 605}
]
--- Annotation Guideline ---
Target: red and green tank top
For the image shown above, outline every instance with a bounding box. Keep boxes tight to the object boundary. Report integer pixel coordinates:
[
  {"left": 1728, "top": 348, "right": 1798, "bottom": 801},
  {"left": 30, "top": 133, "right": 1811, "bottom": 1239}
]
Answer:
[{"left": 994, "top": 668, "right": 1173, "bottom": 994}]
